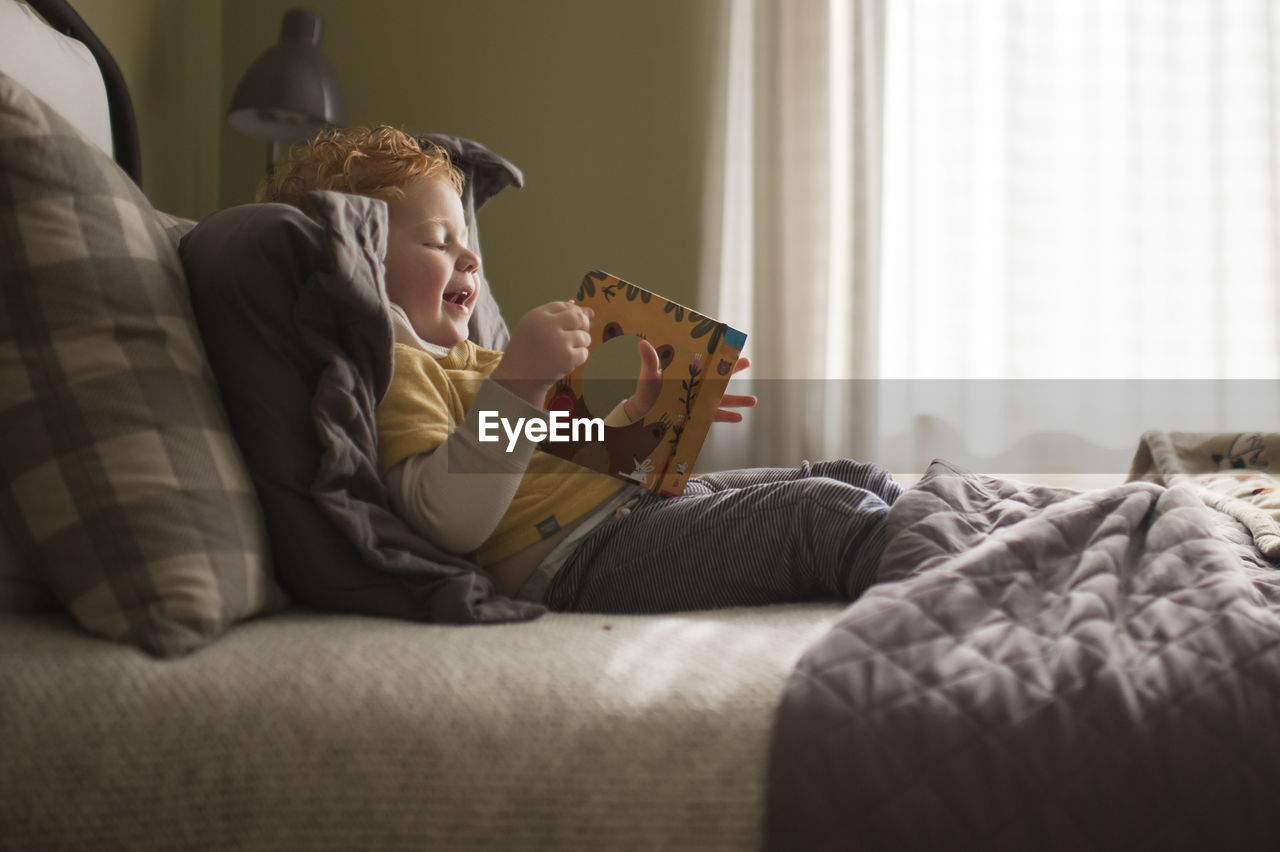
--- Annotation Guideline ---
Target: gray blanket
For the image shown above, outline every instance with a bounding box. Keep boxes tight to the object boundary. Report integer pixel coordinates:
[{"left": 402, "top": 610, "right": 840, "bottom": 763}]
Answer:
[
  {"left": 183, "top": 191, "right": 541, "bottom": 623},
  {"left": 767, "top": 460, "right": 1280, "bottom": 850}
]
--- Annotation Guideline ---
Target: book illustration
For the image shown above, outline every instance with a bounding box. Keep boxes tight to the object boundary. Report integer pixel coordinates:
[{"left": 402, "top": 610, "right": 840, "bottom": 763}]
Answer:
[{"left": 541, "top": 270, "right": 747, "bottom": 496}]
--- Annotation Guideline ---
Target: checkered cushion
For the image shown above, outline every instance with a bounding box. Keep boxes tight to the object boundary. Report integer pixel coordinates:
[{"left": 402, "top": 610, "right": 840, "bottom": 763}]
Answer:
[
  {"left": 0, "top": 522, "right": 54, "bottom": 612},
  {"left": 0, "top": 73, "right": 283, "bottom": 656}
]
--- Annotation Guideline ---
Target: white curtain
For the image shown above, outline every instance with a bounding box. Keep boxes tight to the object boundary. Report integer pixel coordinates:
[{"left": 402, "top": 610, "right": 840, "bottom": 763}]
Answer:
[
  {"left": 703, "top": 0, "right": 1280, "bottom": 479},
  {"left": 699, "top": 0, "right": 886, "bottom": 471}
]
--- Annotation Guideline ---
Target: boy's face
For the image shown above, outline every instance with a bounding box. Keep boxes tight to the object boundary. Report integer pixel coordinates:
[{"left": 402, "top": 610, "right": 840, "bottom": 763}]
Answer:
[{"left": 383, "top": 177, "right": 480, "bottom": 348}]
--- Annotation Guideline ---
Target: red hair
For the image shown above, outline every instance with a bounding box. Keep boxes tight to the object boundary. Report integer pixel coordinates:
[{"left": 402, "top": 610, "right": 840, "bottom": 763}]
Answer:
[{"left": 258, "top": 125, "right": 463, "bottom": 215}]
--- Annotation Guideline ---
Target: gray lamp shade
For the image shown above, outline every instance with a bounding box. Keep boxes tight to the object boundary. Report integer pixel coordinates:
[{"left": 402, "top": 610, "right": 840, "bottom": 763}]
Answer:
[{"left": 227, "top": 9, "right": 347, "bottom": 143}]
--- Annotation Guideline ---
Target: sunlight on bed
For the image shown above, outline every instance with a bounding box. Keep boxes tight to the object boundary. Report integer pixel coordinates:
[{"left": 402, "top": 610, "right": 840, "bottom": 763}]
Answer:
[{"left": 599, "top": 607, "right": 844, "bottom": 705}]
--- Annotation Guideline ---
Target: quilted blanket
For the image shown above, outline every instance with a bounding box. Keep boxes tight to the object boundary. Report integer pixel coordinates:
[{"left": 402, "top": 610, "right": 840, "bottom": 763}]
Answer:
[{"left": 766, "top": 460, "right": 1280, "bottom": 851}]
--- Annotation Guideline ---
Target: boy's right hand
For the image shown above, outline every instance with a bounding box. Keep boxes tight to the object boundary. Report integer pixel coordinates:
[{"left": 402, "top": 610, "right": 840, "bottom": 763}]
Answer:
[{"left": 490, "top": 301, "right": 595, "bottom": 408}]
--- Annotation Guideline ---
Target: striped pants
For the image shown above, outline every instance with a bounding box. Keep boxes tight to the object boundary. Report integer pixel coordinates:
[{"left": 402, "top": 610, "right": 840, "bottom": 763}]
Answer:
[{"left": 542, "top": 459, "right": 904, "bottom": 613}]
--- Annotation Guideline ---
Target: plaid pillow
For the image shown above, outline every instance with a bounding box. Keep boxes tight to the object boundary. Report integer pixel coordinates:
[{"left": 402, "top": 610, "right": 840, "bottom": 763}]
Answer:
[
  {"left": 0, "top": 73, "right": 284, "bottom": 656},
  {"left": 0, "top": 522, "right": 55, "bottom": 612}
]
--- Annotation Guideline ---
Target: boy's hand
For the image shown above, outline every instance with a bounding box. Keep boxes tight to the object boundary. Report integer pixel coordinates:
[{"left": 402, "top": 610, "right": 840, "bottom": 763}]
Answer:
[
  {"left": 491, "top": 301, "right": 595, "bottom": 407},
  {"left": 714, "top": 356, "right": 756, "bottom": 423},
  {"left": 616, "top": 338, "right": 663, "bottom": 422},
  {"left": 619, "top": 349, "right": 757, "bottom": 423}
]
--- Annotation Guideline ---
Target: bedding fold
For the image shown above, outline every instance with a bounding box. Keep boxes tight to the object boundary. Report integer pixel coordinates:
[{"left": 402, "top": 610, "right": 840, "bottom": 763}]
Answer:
[{"left": 1129, "top": 430, "right": 1280, "bottom": 557}]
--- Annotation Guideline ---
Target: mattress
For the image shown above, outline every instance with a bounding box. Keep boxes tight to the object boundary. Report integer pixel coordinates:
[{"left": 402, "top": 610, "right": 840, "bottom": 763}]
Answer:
[{"left": 0, "top": 603, "right": 842, "bottom": 850}]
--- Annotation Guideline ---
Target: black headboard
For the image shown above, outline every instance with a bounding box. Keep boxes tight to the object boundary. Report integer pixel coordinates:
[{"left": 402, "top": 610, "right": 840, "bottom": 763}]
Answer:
[{"left": 26, "top": 0, "right": 142, "bottom": 186}]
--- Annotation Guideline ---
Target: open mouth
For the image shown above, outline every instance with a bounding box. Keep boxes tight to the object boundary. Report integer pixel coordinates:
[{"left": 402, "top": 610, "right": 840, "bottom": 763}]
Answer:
[{"left": 443, "top": 289, "right": 473, "bottom": 306}]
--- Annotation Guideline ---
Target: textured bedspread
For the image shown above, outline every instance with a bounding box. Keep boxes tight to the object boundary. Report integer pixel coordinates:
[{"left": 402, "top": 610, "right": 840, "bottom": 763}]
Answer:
[{"left": 767, "top": 460, "right": 1280, "bottom": 851}]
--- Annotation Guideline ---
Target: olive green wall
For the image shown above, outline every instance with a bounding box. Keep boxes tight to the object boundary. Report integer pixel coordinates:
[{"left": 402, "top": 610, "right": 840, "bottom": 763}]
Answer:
[
  {"left": 75, "top": 0, "right": 716, "bottom": 317},
  {"left": 74, "top": 0, "right": 223, "bottom": 218}
]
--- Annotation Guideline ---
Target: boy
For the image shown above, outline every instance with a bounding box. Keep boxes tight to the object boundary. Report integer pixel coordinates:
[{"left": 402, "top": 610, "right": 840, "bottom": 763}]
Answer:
[{"left": 261, "top": 126, "right": 902, "bottom": 612}]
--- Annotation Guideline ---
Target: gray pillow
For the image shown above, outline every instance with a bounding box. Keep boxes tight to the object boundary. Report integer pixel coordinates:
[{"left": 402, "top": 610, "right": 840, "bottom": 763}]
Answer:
[{"left": 0, "top": 73, "right": 283, "bottom": 655}]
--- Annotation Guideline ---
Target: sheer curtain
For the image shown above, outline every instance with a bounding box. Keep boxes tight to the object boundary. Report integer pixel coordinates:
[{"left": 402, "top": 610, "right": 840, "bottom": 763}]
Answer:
[
  {"left": 699, "top": 0, "right": 886, "bottom": 471},
  {"left": 704, "top": 0, "right": 1280, "bottom": 478}
]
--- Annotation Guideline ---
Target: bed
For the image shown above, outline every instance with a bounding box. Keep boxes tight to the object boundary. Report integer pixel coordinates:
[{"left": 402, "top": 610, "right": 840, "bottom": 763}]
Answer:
[{"left": 3, "top": 1, "right": 1280, "bottom": 849}]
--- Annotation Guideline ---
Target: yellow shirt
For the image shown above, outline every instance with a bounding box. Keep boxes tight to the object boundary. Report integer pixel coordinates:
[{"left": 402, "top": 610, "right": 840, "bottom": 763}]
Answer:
[{"left": 376, "top": 339, "right": 623, "bottom": 566}]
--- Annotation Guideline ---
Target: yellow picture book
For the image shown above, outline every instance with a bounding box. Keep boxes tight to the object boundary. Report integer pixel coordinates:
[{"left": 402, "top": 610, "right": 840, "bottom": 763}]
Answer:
[{"left": 541, "top": 271, "right": 748, "bottom": 496}]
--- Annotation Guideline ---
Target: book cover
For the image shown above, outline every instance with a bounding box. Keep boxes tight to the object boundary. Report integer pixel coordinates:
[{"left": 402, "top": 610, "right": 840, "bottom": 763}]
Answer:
[{"left": 540, "top": 270, "right": 747, "bottom": 496}]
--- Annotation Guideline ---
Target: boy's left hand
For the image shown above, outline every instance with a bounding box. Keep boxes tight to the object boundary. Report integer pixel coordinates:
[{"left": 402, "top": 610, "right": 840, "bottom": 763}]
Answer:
[
  {"left": 621, "top": 345, "right": 756, "bottom": 423},
  {"left": 618, "top": 339, "right": 663, "bottom": 422},
  {"left": 714, "top": 356, "right": 756, "bottom": 423}
]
